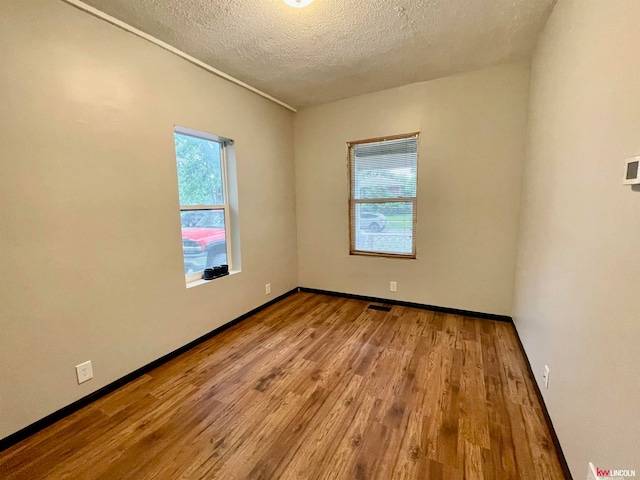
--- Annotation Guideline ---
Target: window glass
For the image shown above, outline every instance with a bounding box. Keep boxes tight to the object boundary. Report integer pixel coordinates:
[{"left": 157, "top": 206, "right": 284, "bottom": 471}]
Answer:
[
  {"left": 349, "top": 134, "right": 418, "bottom": 258},
  {"left": 174, "top": 129, "right": 231, "bottom": 281},
  {"left": 175, "top": 133, "right": 224, "bottom": 205},
  {"left": 180, "top": 209, "right": 227, "bottom": 274}
]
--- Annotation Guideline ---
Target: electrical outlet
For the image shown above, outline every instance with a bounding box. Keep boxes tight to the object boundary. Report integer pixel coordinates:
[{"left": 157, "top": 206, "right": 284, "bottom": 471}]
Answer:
[
  {"left": 390, "top": 281, "right": 397, "bottom": 292},
  {"left": 265, "top": 283, "right": 271, "bottom": 295},
  {"left": 76, "top": 361, "right": 93, "bottom": 384},
  {"left": 543, "top": 365, "right": 550, "bottom": 389}
]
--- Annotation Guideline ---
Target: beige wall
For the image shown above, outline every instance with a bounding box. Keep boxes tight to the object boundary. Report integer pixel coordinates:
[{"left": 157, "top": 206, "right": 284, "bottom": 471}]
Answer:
[
  {"left": 294, "top": 63, "right": 530, "bottom": 315},
  {"left": 0, "top": 0, "right": 298, "bottom": 439},
  {"left": 514, "top": 0, "right": 640, "bottom": 476}
]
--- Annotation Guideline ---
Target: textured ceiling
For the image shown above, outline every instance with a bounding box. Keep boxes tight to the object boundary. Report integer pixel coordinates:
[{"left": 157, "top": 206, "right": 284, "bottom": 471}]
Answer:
[{"left": 78, "top": 0, "right": 556, "bottom": 109}]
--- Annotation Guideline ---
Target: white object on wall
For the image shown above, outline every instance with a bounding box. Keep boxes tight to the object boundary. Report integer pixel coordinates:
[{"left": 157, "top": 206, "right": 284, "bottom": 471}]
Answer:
[{"left": 623, "top": 156, "right": 640, "bottom": 185}]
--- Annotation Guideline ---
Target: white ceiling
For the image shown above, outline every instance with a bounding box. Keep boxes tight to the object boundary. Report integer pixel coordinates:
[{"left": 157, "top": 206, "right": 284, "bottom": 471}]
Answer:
[{"left": 78, "top": 0, "right": 556, "bottom": 109}]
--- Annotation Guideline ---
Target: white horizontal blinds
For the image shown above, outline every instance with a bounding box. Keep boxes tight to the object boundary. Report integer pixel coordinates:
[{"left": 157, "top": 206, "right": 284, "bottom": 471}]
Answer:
[{"left": 349, "top": 134, "right": 418, "bottom": 257}]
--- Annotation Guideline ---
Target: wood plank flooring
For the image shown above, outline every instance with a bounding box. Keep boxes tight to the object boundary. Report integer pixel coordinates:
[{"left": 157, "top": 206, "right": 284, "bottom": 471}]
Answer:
[{"left": 0, "top": 292, "right": 565, "bottom": 479}]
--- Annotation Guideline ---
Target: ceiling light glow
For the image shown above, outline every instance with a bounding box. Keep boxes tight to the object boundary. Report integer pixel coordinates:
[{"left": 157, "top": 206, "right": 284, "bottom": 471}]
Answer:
[{"left": 283, "top": 0, "right": 313, "bottom": 8}]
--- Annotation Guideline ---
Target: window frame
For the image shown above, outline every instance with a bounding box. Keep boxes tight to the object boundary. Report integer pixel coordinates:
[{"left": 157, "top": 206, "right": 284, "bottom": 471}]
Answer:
[
  {"left": 174, "top": 126, "right": 233, "bottom": 284},
  {"left": 347, "top": 132, "right": 419, "bottom": 259}
]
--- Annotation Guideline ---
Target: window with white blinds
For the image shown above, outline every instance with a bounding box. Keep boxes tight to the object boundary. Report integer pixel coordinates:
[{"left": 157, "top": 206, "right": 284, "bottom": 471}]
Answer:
[{"left": 348, "top": 133, "right": 418, "bottom": 258}]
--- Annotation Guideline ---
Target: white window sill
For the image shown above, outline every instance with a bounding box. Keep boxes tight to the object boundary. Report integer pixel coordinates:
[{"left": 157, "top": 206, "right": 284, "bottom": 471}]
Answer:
[{"left": 186, "top": 269, "right": 240, "bottom": 289}]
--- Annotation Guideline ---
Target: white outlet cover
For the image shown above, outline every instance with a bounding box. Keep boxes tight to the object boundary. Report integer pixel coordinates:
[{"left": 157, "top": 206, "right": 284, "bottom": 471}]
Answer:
[
  {"left": 265, "top": 283, "right": 271, "bottom": 295},
  {"left": 76, "top": 361, "right": 93, "bottom": 384},
  {"left": 543, "top": 365, "right": 550, "bottom": 389},
  {"left": 390, "top": 281, "right": 397, "bottom": 292}
]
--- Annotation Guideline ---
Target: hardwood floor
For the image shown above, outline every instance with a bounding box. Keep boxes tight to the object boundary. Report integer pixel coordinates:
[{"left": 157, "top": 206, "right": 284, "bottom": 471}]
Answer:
[{"left": 0, "top": 292, "right": 565, "bottom": 479}]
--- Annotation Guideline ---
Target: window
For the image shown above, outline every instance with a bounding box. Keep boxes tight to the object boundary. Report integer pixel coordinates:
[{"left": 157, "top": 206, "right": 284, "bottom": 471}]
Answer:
[
  {"left": 174, "top": 127, "right": 234, "bottom": 282},
  {"left": 348, "top": 133, "right": 418, "bottom": 258}
]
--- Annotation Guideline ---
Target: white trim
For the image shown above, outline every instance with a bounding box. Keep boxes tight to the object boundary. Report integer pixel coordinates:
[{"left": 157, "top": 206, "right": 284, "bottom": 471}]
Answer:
[
  {"left": 185, "top": 270, "right": 205, "bottom": 283},
  {"left": 181, "top": 204, "right": 227, "bottom": 211},
  {"left": 186, "top": 270, "right": 240, "bottom": 289},
  {"left": 61, "top": 0, "right": 297, "bottom": 113},
  {"left": 220, "top": 146, "right": 233, "bottom": 267},
  {"left": 174, "top": 126, "right": 232, "bottom": 145}
]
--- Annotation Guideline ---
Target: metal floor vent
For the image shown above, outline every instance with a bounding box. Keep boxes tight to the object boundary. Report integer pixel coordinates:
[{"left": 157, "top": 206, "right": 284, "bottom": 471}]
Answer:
[{"left": 368, "top": 304, "right": 391, "bottom": 312}]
